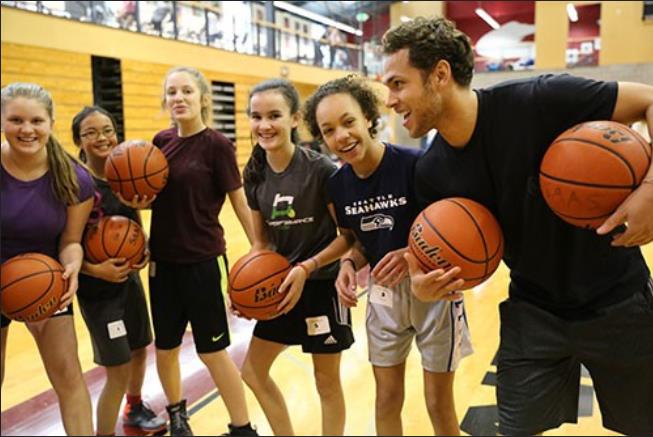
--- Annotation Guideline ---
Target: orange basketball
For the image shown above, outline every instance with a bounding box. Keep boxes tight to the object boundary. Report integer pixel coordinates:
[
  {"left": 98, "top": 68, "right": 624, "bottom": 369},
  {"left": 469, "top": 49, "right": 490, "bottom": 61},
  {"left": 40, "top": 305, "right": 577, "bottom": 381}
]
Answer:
[
  {"left": 105, "top": 140, "right": 169, "bottom": 201},
  {"left": 540, "top": 121, "right": 652, "bottom": 229},
  {"left": 408, "top": 198, "right": 504, "bottom": 290},
  {"left": 1, "top": 253, "right": 67, "bottom": 322},
  {"left": 84, "top": 216, "right": 147, "bottom": 267},
  {"left": 228, "top": 250, "right": 292, "bottom": 320}
]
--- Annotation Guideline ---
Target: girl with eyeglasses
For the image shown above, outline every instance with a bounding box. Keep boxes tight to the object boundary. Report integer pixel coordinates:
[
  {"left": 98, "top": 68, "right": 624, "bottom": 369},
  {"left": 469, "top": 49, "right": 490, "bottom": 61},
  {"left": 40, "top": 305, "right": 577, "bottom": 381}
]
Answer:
[{"left": 72, "top": 106, "right": 167, "bottom": 436}]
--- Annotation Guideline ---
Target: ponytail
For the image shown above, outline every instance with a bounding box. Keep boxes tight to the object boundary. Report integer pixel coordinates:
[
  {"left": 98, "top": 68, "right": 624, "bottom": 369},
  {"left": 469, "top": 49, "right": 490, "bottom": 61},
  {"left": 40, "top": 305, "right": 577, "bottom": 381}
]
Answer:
[
  {"left": 243, "top": 143, "right": 267, "bottom": 186},
  {"left": 46, "top": 136, "right": 80, "bottom": 205}
]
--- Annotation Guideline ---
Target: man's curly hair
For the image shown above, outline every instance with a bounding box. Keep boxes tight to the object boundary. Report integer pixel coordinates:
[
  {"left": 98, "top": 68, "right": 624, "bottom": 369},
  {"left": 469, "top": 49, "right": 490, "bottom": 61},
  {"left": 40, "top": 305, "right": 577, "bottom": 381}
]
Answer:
[
  {"left": 382, "top": 17, "right": 474, "bottom": 86},
  {"left": 303, "top": 75, "right": 381, "bottom": 140}
]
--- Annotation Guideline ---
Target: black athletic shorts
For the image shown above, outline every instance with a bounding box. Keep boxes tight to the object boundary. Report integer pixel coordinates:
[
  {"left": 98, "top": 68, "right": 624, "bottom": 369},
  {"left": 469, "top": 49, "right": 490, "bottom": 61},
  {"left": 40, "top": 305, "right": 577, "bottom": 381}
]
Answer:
[
  {"left": 77, "top": 272, "right": 153, "bottom": 366},
  {"left": 497, "top": 277, "right": 653, "bottom": 436},
  {"left": 149, "top": 256, "right": 231, "bottom": 354},
  {"left": 1, "top": 304, "right": 73, "bottom": 328},
  {"left": 254, "top": 279, "right": 354, "bottom": 354}
]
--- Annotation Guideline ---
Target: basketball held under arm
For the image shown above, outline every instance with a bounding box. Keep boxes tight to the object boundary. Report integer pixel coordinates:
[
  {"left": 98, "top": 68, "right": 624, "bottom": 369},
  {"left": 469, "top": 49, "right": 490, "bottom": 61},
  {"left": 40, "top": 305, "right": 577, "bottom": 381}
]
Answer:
[
  {"left": 612, "top": 82, "right": 653, "bottom": 137},
  {"left": 228, "top": 187, "right": 254, "bottom": 245},
  {"left": 597, "top": 84, "right": 653, "bottom": 246}
]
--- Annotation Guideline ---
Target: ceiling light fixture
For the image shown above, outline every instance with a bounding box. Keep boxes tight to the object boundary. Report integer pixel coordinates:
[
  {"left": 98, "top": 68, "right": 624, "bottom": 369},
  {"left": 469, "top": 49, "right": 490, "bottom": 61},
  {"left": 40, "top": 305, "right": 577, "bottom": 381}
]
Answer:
[
  {"left": 273, "top": 1, "right": 363, "bottom": 36},
  {"left": 475, "top": 7, "right": 500, "bottom": 30},
  {"left": 566, "top": 3, "right": 579, "bottom": 22}
]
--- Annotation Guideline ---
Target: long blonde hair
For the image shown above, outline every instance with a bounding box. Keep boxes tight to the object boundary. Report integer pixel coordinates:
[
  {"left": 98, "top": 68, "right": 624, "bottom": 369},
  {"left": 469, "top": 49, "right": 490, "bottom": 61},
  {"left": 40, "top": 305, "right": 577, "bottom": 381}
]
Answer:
[
  {"left": 161, "top": 66, "right": 212, "bottom": 126},
  {"left": 1, "top": 82, "right": 80, "bottom": 204}
]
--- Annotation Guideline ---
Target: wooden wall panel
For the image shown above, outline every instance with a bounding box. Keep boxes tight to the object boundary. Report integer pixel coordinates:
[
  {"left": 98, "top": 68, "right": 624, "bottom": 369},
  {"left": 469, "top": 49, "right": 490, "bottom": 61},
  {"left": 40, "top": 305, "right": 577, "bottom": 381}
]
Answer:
[
  {"left": 2, "top": 42, "right": 318, "bottom": 169},
  {"left": 1, "top": 42, "right": 92, "bottom": 155}
]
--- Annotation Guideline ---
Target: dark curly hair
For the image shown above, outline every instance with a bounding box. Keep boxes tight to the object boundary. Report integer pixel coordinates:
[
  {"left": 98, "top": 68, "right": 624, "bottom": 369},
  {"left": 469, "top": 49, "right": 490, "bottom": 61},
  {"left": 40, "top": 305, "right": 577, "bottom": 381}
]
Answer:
[
  {"left": 382, "top": 17, "right": 474, "bottom": 86},
  {"left": 303, "top": 75, "right": 381, "bottom": 140}
]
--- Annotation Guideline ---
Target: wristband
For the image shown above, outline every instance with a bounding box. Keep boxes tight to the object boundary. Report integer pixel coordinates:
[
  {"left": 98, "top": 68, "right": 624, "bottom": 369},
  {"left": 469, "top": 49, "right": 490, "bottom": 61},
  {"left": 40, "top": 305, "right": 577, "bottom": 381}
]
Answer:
[
  {"left": 310, "top": 257, "right": 320, "bottom": 270},
  {"left": 341, "top": 258, "right": 356, "bottom": 269},
  {"left": 297, "top": 263, "right": 311, "bottom": 276}
]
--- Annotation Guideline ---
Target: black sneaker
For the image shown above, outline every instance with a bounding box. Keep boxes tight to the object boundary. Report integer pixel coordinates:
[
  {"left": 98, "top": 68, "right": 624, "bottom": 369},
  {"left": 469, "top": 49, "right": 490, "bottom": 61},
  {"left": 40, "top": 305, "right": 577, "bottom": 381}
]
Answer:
[
  {"left": 166, "top": 399, "right": 193, "bottom": 436},
  {"left": 222, "top": 423, "right": 258, "bottom": 436},
  {"left": 123, "top": 401, "right": 167, "bottom": 434}
]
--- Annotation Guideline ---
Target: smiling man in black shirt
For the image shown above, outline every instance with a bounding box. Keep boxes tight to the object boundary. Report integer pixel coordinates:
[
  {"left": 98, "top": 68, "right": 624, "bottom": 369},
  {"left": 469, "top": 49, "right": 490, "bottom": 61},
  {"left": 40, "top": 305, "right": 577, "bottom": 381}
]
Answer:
[{"left": 381, "top": 16, "right": 653, "bottom": 436}]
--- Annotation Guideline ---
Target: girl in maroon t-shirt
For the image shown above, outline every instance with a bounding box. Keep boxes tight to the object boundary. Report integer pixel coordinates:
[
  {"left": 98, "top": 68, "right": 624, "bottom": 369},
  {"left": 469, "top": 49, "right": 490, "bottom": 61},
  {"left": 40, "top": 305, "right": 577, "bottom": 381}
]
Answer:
[{"left": 121, "top": 67, "right": 256, "bottom": 436}]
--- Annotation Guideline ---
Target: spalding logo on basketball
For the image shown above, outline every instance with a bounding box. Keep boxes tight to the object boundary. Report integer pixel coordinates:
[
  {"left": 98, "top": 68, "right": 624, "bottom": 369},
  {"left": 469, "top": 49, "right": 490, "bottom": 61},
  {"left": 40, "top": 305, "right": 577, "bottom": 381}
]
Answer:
[
  {"left": 228, "top": 250, "right": 292, "bottom": 320},
  {"left": 408, "top": 198, "right": 504, "bottom": 290}
]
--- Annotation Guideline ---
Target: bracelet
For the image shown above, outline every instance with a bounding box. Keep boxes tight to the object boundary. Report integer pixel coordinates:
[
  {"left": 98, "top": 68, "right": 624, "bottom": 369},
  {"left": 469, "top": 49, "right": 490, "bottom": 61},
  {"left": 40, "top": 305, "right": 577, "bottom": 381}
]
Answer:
[
  {"left": 296, "top": 263, "right": 311, "bottom": 276},
  {"left": 341, "top": 258, "right": 356, "bottom": 269},
  {"left": 310, "top": 257, "right": 320, "bottom": 270}
]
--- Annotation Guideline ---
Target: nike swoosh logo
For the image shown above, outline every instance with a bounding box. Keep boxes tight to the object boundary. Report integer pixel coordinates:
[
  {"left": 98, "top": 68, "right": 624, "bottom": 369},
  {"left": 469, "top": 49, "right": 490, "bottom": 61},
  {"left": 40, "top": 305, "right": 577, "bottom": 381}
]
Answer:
[{"left": 212, "top": 333, "right": 225, "bottom": 342}]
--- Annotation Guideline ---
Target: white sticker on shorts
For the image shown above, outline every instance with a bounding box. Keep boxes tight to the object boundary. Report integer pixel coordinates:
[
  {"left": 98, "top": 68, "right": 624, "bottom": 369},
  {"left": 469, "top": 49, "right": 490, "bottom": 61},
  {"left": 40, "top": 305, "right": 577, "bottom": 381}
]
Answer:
[
  {"left": 369, "top": 285, "right": 393, "bottom": 308},
  {"left": 52, "top": 306, "right": 67, "bottom": 316},
  {"left": 306, "top": 315, "right": 331, "bottom": 336},
  {"left": 107, "top": 320, "right": 127, "bottom": 340},
  {"left": 149, "top": 261, "right": 156, "bottom": 278}
]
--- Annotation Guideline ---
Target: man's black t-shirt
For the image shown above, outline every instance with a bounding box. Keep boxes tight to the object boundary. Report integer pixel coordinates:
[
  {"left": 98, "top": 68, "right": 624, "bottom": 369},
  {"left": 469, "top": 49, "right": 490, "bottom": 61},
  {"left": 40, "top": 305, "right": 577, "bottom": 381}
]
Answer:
[{"left": 415, "top": 74, "right": 649, "bottom": 319}]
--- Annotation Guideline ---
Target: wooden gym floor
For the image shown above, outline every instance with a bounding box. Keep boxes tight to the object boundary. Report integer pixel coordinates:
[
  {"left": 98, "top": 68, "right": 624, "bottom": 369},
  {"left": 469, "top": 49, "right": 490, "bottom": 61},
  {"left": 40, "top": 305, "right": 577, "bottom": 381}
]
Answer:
[{"left": 1, "top": 203, "right": 651, "bottom": 436}]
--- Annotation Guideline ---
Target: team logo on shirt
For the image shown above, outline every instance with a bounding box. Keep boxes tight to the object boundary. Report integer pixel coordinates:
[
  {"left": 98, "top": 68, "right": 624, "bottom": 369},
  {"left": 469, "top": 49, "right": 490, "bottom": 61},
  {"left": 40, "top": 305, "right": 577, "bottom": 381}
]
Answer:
[
  {"left": 344, "top": 194, "right": 408, "bottom": 216},
  {"left": 267, "top": 192, "right": 314, "bottom": 228},
  {"left": 271, "top": 193, "right": 296, "bottom": 219},
  {"left": 360, "top": 214, "right": 395, "bottom": 232}
]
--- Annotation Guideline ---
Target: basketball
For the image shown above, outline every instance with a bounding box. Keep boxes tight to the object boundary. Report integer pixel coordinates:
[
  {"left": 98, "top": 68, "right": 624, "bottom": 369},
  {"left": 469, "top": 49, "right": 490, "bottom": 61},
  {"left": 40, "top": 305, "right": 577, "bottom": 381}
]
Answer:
[
  {"left": 0, "top": 253, "right": 67, "bottom": 322},
  {"left": 84, "top": 216, "right": 147, "bottom": 267},
  {"left": 540, "top": 120, "right": 652, "bottom": 229},
  {"left": 408, "top": 198, "right": 504, "bottom": 290},
  {"left": 228, "top": 250, "right": 292, "bottom": 320},
  {"left": 105, "top": 139, "right": 169, "bottom": 201}
]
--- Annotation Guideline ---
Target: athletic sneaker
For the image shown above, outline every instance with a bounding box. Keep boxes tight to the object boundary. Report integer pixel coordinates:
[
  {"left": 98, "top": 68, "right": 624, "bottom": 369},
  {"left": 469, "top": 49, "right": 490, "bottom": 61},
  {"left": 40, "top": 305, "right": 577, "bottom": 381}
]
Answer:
[
  {"left": 222, "top": 423, "right": 258, "bottom": 436},
  {"left": 166, "top": 399, "right": 193, "bottom": 436},
  {"left": 123, "top": 401, "right": 167, "bottom": 434}
]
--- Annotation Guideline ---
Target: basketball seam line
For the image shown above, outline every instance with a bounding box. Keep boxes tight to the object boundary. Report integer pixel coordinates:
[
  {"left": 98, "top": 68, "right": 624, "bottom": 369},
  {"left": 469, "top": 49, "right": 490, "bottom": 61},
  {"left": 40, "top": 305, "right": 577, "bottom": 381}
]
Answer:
[
  {"left": 230, "top": 265, "right": 292, "bottom": 292},
  {"left": 230, "top": 253, "right": 291, "bottom": 288},
  {"left": 540, "top": 172, "right": 638, "bottom": 189},
  {"left": 105, "top": 166, "right": 168, "bottom": 183},
  {"left": 84, "top": 229, "right": 100, "bottom": 263},
  {"left": 421, "top": 211, "right": 488, "bottom": 265},
  {"left": 630, "top": 131, "right": 652, "bottom": 160},
  {"left": 554, "top": 210, "right": 612, "bottom": 220},
  {"left": 3, "top": 271, "right": 56, "bottom": 315},
  {"left": 100, "top": 219, "right": 112, "bottom": 259},
  {"left": 550, "top": 137, "right": 637, "bottom": 185},
  {"left": 0, "top": 257, "right": 59, "bottom": 290},
  {"left": 0, "top": 266, "right": 60, "bottom": 291},
  {"left": 127, "top": 146, "right": 139, "bottom": 198},
  {"left": 114, "top": 219, "right": 132, "bottom": 261},
  {"left": 130, "top": 229, "right": 147, "bottom": 264},
  {"left": 142, "top": 145, "right": 162, "bottom": 191},
  {"left": 448, "top": 199, "right": 491, "bottom": 278}
]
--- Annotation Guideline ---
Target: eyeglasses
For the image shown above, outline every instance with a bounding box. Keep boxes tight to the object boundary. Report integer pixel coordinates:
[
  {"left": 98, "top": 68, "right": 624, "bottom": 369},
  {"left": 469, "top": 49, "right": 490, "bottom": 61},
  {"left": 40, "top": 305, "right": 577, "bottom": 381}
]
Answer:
[{"left": 80, "top": 127, "right": 116, "bottom": 141}]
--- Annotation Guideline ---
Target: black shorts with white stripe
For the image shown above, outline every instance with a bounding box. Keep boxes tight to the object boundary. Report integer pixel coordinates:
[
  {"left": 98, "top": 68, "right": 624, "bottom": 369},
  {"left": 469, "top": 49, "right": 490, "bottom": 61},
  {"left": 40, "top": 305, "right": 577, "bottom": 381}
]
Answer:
[{"left": 253, "top": 279, "right": 355, "bottom": 354}]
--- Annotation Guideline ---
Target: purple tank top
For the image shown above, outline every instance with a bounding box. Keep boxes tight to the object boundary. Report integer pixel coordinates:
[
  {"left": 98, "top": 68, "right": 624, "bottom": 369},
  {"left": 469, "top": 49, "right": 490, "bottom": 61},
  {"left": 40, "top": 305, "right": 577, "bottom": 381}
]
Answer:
[{"left": 1, "top": 163, "right": 95, "bottom": 263}]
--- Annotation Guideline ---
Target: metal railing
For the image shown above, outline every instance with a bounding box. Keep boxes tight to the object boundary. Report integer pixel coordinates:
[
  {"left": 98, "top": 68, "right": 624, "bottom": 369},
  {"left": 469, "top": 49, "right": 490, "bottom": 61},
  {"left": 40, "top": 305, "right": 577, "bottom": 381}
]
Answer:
[{"left": 2, "top": 0, "right": 373, "bottom": 73}]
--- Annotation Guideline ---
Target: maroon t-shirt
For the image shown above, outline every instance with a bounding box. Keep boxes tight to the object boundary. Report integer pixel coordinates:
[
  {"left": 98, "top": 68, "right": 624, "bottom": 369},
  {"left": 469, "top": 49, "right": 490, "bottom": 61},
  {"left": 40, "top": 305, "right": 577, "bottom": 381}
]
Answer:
[{"left": 150, "top": 127, "right": 242, "bottom": 262}]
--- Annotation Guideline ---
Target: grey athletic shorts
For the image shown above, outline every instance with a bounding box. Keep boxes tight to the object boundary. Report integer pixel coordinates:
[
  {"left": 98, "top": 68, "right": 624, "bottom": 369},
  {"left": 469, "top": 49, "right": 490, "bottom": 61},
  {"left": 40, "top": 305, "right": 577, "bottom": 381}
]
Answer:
[{"left": 365, "top": 277, "right": 473, "bottom": 372}]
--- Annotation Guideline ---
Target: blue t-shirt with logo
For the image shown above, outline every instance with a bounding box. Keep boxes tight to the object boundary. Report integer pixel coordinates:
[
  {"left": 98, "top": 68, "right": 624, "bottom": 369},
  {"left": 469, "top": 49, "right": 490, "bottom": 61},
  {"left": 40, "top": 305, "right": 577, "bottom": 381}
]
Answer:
[{"left": 327, "top": 143, "right": 423, "bottom": 268}]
